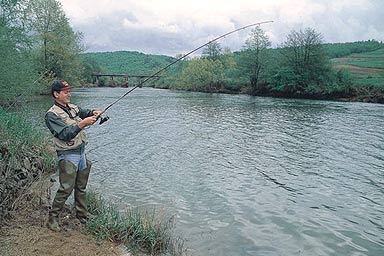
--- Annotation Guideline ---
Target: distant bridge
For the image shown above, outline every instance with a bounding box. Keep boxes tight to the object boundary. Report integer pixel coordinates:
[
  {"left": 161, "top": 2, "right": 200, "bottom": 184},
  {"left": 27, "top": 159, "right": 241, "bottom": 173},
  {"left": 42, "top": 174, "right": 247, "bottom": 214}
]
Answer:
[{"left": 91, "top": 73, "right": 162, "bottom": 86}]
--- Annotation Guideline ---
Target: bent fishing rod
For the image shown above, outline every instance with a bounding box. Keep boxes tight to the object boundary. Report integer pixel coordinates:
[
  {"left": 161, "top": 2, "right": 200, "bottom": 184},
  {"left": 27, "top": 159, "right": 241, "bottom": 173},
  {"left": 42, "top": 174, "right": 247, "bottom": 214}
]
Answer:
[{"left": 96, "top": 20, "right": 273, "bottom": 124}]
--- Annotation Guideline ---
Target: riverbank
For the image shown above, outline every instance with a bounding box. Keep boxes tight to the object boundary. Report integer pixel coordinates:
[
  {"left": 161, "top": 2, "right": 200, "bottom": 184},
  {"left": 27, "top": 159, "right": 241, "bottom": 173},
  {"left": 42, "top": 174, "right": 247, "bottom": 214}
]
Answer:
[
  {"left": 0, "top": 107, "right": 186, "bottom": 256},
  {"left": 0, "top": 107, "right": 125, "bottom": 255}
]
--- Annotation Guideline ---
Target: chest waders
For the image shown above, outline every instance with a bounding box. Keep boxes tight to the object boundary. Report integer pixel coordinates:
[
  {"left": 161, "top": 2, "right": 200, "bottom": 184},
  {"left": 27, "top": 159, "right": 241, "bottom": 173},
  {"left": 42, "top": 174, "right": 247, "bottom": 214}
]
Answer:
[
  {"left": 46, "top": 104, "right": 94, "bottom": 231},
  {"left": 47, "top": 159, "right": 92, "bottom": 231}
]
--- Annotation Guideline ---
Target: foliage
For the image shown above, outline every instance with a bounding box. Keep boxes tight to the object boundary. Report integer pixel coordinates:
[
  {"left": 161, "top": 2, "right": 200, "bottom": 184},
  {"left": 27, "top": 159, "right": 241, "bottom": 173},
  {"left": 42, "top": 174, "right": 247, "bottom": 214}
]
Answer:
[
  {"left": 177, "top": 58, "right": 225, "bottom": 92},
  {"left": 81, "top": 56, "right": 105, "bottom": 83},
  {"left": 324, "top": 40, "right": 384, "bottom": 58},
  {"left": 202, "top": 41, "right": 222, "bottom": 61},
  {"left": 0, "top": 0, "right": 85, "bottom": 105},
  {"left": 331, "top": 47, "right": 384, "bottom": 98},
  {"left": 26, "top": 0, "right": 84, "bottom": 87},
  {"left": 86, "top": 191, "right": 187, "bottom": 255},
  {"left": 0, "top": 0, "right": 38, "bottom": 106},
  {"left": 271, "top": 27, "right": 334, "bottom": 96}
]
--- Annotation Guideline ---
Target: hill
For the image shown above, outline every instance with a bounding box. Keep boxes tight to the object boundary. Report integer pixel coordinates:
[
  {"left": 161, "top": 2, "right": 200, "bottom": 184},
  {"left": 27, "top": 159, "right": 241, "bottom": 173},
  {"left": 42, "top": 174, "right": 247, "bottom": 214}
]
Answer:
[
  {"left": 331, "top": 48, "right": 384, "bottom": 89},
  {"left": 82, "top": 51, "right": 175, "bottom": 75},
  {"left": 323, "top": 40, "right": 383, "bottom": 58}
]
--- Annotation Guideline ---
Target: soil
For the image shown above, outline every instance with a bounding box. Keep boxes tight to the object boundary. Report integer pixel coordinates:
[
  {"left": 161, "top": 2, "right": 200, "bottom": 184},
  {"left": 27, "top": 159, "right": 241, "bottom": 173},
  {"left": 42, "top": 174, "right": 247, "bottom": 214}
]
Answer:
[{"left": 0, "top": 176, "right": 128, "bottom": 256}]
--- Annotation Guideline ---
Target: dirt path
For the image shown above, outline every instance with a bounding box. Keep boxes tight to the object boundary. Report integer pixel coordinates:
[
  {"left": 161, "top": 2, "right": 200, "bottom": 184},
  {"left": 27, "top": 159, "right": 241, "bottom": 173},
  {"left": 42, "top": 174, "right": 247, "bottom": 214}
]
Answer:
[
  {"left": 0, "top": 176, "right": 128, "bottom": 256},
  {"left": 0, "top": 224, "right": 124, "bottom": 256}
]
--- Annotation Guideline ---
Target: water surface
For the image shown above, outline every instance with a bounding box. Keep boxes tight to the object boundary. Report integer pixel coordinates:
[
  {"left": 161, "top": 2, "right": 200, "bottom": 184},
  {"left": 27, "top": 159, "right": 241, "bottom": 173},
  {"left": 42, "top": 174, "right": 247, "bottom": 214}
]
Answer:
[{"left": 32, "top": 87, "right": 384, "bottom": 255}]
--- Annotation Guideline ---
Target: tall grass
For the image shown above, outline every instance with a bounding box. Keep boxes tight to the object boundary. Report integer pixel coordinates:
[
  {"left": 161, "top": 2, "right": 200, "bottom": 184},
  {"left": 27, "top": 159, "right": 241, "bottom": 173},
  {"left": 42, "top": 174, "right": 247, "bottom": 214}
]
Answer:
[
  {"left": 86, "top": 191, "right": 187, "bottom": 256},
  {"left": 0, "top": 107, "right": 56, "bottom": 224}
]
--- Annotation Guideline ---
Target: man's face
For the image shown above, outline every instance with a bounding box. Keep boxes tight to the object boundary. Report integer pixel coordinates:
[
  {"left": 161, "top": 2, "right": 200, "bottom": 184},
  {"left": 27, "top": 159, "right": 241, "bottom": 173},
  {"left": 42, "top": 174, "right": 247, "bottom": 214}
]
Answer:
[{"left": 54, "top": 89, "right": 71, "bottom": 105}]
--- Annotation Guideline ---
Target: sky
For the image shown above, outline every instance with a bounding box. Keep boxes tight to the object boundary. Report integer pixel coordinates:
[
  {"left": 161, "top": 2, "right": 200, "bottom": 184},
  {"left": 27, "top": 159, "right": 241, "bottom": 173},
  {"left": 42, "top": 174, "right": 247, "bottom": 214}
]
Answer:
[{"left": 59, "top": 0, "right": 384, "bottom": 56}]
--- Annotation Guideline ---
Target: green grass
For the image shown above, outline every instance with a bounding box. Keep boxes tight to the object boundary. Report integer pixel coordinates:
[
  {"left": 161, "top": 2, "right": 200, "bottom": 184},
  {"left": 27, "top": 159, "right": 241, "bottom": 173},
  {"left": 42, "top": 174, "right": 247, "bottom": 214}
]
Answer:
[
  {"left": 353, "top": 75, "right": 384, "bottom": 88},
  {"left": 345, "top": 60, "right": 384, "bottom": 69},
  {"left": 86, "top": 191, "right": 187, "bottom": 256},
  {"left": 332, "top": 47, "right": 384, "bottom": 90}
]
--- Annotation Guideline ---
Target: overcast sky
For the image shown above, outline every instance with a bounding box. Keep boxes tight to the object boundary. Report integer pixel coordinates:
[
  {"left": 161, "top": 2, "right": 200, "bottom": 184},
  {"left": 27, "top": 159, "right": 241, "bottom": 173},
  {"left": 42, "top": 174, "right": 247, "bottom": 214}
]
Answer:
[{"left": 59, "top": 0, "right": 383, "bottom": 56}]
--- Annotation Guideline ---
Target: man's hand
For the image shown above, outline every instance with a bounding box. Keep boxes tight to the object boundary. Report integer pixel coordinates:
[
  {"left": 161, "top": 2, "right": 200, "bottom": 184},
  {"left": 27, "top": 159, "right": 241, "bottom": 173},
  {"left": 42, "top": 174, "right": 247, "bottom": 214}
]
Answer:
[
  {"left": 78, "top": 116, "right": 97, "bottom": 129},
  {"left": 92, "top": 110, "right": 103, "bottom": 116}
]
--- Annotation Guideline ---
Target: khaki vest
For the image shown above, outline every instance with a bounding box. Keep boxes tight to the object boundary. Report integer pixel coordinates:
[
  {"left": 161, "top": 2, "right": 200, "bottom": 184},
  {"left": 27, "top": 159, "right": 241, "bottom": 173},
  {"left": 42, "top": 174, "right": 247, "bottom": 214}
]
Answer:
[{"left": 47, "top": 103, "right": 87, "bottom": 151}]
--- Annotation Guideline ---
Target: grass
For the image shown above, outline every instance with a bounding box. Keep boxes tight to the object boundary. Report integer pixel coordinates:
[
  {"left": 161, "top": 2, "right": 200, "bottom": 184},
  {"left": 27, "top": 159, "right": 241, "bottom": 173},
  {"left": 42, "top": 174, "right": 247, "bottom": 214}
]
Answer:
[
  {"left": 345, "top": 60, "right": 384, "bottom": 69},
  {"left": 332, "top": 48, "right": 384, "bottom": 90},
  {"left": 0, "top": 107, "right": 56, "bottom": 224},
  {"left": 86, "top": 191, "right": 187, "bottom": 256}
]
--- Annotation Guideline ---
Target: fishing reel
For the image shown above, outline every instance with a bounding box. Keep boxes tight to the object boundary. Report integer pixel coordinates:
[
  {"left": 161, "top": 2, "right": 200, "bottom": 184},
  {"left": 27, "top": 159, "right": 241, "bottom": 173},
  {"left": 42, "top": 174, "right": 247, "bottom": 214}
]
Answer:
[
  {"left": 95, "top": 114, "right": 110, "bottom": 125},
  {"left": 99, "top": 115, "right": 109, "bottom": 125}
]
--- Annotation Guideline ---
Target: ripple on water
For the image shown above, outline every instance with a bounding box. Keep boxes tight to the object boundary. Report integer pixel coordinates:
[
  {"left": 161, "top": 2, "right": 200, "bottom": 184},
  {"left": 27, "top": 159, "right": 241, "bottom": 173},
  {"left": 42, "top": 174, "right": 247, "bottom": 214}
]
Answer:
[{"left": 72, "top": 88, "right": 384, "bottom": 256}]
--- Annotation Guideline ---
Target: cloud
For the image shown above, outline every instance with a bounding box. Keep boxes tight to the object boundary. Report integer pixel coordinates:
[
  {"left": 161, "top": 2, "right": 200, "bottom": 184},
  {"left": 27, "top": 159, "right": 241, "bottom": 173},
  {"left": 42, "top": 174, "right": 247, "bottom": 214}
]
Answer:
[{"left": 59, "top": 0, "right": 384, "bottom": 55}]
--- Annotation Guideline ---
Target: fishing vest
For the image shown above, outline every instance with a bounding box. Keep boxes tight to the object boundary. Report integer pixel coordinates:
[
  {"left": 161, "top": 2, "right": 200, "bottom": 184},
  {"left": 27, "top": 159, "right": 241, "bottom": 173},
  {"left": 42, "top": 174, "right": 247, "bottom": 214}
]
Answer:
[{"left": 47, "top": 103, "right": 87, "bottom": 151}]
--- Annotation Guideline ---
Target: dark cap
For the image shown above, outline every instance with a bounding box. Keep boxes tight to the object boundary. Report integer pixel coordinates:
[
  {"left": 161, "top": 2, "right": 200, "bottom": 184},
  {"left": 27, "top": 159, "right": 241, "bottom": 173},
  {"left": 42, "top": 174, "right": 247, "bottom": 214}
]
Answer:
[{"left": 51, "top": 80, "right": 75, "bottom": 97}]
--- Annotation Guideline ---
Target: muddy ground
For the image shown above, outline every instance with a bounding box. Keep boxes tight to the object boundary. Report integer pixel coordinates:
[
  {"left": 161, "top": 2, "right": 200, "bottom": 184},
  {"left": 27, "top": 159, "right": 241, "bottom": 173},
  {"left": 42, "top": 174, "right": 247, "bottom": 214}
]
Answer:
[{"left": 0, "top": 176, "right": 128, "bottom": 256}]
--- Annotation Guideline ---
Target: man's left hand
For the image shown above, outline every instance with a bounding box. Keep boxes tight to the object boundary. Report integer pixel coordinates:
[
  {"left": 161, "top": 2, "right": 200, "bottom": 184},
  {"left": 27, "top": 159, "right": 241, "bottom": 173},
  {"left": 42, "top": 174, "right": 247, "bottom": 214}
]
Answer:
[{"left": 92, "top": 110, "right": 103, "bottom": 116}]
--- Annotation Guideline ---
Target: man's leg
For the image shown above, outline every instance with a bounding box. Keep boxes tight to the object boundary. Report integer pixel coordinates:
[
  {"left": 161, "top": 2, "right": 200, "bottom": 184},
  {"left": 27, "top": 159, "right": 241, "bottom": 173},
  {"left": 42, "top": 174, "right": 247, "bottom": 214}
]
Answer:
[
  {"left": 74, "top": 159, "right": 92, "bottom": 222},
  {"left": 47, "top": 160, "right": 77, "bottom": 231}
]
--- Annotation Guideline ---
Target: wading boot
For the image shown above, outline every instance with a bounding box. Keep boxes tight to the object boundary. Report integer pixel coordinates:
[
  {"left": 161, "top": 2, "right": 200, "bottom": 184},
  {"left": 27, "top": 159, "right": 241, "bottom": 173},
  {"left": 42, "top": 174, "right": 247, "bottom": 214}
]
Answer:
[
  {"left": 47, "top": 159, "right": 77, "bottom": 231},
  {"left": 75, "top": 160, "right": 92, "bottom": 224},
  {"left": 47, "top": 215, "right": 60, "bottom": 232}
]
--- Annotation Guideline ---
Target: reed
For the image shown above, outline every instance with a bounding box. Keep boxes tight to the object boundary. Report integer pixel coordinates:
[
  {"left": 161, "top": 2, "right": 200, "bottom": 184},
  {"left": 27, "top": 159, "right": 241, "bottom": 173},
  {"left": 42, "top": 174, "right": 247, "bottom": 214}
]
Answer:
[{"left": 86, "top": 191, "right": 187, "bottom": 255}]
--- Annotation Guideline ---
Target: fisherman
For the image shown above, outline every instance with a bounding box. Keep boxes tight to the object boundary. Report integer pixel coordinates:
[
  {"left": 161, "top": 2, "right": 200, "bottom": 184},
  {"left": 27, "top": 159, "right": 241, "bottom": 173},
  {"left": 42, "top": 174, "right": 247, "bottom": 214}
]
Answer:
[{"left": 45, "top": 80, "right": 102, "bottom": 232}]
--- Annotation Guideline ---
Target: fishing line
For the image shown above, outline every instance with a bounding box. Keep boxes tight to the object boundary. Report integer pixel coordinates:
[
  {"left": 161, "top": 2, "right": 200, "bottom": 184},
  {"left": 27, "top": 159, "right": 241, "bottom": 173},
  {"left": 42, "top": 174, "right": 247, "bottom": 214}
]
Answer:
[{"left": 96, "top": 20, "right": 273, "bottom": 123}]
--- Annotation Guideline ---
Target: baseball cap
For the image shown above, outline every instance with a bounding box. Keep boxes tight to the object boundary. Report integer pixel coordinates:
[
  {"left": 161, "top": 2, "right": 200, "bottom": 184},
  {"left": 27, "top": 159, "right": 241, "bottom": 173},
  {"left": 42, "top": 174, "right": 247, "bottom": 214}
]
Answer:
[{"left": 51, "top": 80, "right": 75, "bottom": 97}]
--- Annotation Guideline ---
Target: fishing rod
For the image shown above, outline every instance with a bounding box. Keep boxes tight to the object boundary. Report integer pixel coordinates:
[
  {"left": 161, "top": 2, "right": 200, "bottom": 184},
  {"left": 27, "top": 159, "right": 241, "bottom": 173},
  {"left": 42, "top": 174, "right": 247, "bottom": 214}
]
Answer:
[{"left": 96, "top": 20, "right": 273, "bottom": 124}]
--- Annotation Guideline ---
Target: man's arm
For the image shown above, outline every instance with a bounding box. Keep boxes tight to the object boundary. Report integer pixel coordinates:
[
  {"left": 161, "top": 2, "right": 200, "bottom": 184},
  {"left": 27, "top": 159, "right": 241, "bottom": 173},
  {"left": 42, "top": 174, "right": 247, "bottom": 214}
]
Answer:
[
  {"left": 78, "top": 107, "right": 103, "bottom": 119},
  {"left": 45, "top": 112, "right": 82, "bottom": 141}
]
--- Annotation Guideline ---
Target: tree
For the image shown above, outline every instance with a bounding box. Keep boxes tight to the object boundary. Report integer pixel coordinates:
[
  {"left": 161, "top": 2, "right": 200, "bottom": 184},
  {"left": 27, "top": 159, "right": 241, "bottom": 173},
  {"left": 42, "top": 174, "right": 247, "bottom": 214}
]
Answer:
[
  {"left": 178, "top": 58, "right": 224, "bottom": 92},
  {"left": 202, "top": 41, "right": 222, "bottom": 61},
  {"left": 0, "top": 0, "right": 36, "bottom": 105},
  {"left": 277, "top": 27, "right": 332, "bottom": 95},
  {"left": 26, "top": 0, "right": 84, "bottom": 84},
  {"left": 240, "top": 26, "right": 271, "bottom": 95}
]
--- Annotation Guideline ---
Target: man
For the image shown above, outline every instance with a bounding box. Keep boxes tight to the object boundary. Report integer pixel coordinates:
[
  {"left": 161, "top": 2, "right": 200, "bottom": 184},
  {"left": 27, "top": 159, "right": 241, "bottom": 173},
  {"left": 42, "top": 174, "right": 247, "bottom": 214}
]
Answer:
[{"left": 45, "top": 80, "right": 102, "bottom": 232}]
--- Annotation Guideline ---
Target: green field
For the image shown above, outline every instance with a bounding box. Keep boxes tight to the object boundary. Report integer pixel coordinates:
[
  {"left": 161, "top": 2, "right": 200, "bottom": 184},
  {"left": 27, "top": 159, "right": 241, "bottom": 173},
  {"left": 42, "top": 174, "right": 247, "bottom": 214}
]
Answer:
[{"left": 332, "top": 48, "right": 384, "bottom": 88}]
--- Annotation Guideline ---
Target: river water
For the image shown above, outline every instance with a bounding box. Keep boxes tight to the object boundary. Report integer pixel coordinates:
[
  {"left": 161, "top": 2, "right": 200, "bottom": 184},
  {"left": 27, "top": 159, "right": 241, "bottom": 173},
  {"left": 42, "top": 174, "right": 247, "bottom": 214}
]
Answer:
[{"left": 32, "top": 87, "right": 384, "bottom": 255}]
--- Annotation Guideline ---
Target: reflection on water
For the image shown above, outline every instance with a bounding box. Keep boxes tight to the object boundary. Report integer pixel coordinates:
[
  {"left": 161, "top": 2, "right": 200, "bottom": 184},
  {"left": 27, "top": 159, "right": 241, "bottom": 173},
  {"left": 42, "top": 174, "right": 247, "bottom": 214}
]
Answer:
[{"left": 30, "top": 88, "right": 384, "bottom": 255}]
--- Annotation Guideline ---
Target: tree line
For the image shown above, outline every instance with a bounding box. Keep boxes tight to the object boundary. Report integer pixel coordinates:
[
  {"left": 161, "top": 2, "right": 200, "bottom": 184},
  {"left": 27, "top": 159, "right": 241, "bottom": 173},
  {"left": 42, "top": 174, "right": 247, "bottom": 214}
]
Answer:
[
  {"left": 156, "top": 28, "right": 383, "bottom": 101},
  {"left": 1, "top": 0, "right": 383, "bottom": 106}
]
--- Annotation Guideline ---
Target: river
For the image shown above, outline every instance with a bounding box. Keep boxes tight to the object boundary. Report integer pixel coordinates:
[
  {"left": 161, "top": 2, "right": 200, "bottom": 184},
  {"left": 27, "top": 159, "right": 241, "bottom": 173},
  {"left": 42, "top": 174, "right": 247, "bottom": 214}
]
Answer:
[{"left": 31, "top": 87, "right": 384, "bottom": 256}]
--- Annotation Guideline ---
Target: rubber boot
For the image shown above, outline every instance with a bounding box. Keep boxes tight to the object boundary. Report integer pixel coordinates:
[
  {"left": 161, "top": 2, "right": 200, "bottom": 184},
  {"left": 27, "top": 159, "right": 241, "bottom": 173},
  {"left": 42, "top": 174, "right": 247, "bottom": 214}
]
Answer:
[
  {"left": 47, "top": 160, "right": 77, "bottom": 231},
  {"left": 75, "top": 159, "right": 92, "bottom": 223}
]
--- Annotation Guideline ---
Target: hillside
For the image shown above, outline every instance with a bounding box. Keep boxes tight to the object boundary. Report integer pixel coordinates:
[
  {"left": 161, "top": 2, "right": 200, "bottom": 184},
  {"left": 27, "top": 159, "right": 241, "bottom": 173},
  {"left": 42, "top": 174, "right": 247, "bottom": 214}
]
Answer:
[
  {"left": 331, "top": 48, "right": 384, "bottom": 88},
  {"left": 82, "top": 51, "right": 175, "bottom": 74},
  {"left": 323, "top": 40, "right": 383, "bottom": 58}
]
